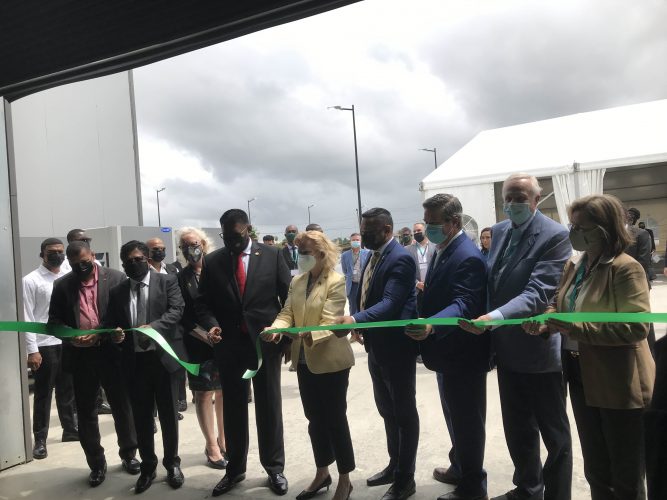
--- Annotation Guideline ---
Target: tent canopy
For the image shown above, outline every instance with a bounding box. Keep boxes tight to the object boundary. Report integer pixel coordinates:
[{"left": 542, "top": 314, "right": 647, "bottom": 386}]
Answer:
[{"left": 422, "top": 99, "right": 667, "bottom": 191}]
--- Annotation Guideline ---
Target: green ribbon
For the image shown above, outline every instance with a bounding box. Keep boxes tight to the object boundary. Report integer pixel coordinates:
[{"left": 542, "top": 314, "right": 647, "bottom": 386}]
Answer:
[
  {"left": 0, "top": 321, "right": 199, "bottom": 376},
  {"left": 243, "top": 312, "right": 667, "bottom": 379}
]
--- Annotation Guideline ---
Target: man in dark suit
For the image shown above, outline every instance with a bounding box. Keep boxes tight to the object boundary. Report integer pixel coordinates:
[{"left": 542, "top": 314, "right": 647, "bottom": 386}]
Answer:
[
  {"left": 104, "top": 240, "right": 186, "bottom": 494},
  {"left": 195, "top": 209, "right": 291, "bottom": 497},
  {"left": 49, "top": 241, "right": 139, "bottom": 486},
  {"left": 281, "top": 224, "right": 299, "bottom": 277},
  {"left": 461, "top": 174, "right": 573, "bottom": 500},
  {"left": 336, "top": 207, "right": 419, "bottom": 500},
  {"left": 147, "top": 237, "right": 180, "bottom": 275},
  {"left": 406, "top": 194, "right": 489, "bottom": 500}
]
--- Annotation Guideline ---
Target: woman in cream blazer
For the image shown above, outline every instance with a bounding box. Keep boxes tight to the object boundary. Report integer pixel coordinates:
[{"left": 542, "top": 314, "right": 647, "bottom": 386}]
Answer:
[
  {"left": 264, "top": 230, "right": 355, "bottom": 500},
  {"left": 524, "top": 194, "right": 654, "bottom": 500}
]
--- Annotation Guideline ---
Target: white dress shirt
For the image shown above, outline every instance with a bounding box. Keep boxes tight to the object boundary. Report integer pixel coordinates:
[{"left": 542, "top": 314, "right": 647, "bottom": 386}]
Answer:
[
  {"left": 129, "top": 271, "right": 154, "bottom": 351},
  {"left": 23, "top": 264, "right": 66, "bottom": 354}
]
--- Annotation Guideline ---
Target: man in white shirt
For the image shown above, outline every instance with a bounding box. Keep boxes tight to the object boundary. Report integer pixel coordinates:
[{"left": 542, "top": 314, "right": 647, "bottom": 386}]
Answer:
[
  {"left": 23, "top": 237, "right": 78, "bottom": 459},
  {"left": 147, "top": 237, "right": 179, "bottom": 275}
]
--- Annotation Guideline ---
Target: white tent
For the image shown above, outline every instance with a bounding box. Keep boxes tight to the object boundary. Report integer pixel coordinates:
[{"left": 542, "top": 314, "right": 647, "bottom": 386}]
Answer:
[{"left": 421, "top": 99, "right": 667, "bottom": 234}]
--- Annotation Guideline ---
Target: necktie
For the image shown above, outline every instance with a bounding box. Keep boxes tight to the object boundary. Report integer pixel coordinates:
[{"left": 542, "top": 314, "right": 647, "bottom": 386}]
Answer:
[
  {"left": 236, "top": 252, "right": 246, "bottom": 297},
  {"left": 135, "top": 282, "right": 151, "bottom": 350},
  {"left": 292, "top": 247, "right": 297, "bottom": 264},
  {"left": 360, "top": 251, "right": 381, "bottom": 311}
]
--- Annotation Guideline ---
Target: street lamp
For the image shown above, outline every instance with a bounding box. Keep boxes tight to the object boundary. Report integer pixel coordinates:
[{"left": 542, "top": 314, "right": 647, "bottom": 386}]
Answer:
[
  {"left": 328, "top": 104, "right": 362, "bottom": 228},
  {"left": 419, "top": 148, "right": 438, "bottom": 170},
  {"left": 156, "top": 187, "right": 166, "bottom": 227},
  {"left": 247, "top": 197, "right": 256, "bottom": 225},
  {"left": 307, "top": 204, "right": 315, "bottom": 224}
]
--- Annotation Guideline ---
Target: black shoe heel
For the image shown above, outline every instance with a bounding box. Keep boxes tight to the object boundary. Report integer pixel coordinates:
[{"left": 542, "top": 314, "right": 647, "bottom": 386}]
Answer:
[{"left": 295, "top": 475, "right": 332, "bottom": 500}]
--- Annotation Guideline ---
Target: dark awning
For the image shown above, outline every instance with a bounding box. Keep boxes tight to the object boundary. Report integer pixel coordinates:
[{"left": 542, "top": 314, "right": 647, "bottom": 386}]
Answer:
[{"left": 0, "top": 0, "right": 360, "bottom": 101}]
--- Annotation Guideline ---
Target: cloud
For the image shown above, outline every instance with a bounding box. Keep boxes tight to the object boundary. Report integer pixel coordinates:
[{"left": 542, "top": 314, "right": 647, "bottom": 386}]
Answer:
[{"left": 134, "top": 0, "right": 667, "bottom": 238}]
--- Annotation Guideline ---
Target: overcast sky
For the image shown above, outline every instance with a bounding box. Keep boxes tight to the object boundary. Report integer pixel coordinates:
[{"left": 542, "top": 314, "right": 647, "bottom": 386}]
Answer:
[{"left": 133, "top": 0, "right": 667, "bottom": 239}]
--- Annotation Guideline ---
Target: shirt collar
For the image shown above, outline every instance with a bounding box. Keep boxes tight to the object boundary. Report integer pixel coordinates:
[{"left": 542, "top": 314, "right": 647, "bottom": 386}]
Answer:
[
  {"left": 375, "top": 237, "right": 392, "bottom": 255},
  {"left": 39, "top": 263, "right": 62, "bottom": 277},
  {"left": 241, "top": 238, "right": 253, "bottom": 255},
  {"left": 437, "top": 229, "right": 464, "bottom": 252}
]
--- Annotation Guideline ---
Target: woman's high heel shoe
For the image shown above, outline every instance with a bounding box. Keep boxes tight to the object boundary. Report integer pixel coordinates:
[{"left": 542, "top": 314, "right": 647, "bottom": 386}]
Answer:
[
  {"left": 205, "top": 446, "right": 228, "bottom": 469},
  {"left": 295, "top": 475, "right": 332, "bottom": 500}
]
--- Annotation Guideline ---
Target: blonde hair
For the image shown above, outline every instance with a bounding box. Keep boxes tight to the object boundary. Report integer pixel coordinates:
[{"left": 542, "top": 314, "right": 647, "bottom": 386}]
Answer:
[
  {"left": 294, "top": 230, "right": 340, "bottom": 272},
  {"left": 175, "top": 227, "right": 215, "bottom": 266}
]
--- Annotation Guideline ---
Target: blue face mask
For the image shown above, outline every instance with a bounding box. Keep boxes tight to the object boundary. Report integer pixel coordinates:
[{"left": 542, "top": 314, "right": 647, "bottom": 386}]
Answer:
[
  {"left": 503, "top": 202, "right": 533, "bottom": 226},
  {"left": 350, "top": 241, "right": 361, "bottom": 249},
  {"left": 425, "top": 224, "right": 447, "bottom": 245}
]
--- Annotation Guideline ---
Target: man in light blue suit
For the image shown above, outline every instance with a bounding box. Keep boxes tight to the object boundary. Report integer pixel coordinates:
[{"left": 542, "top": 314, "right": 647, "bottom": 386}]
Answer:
[
  {"left": 340, "top": 232, "right": 370, "bottom": 315},
  {"left": 461, "top": 173, "right": 573, "bottom": 500}
]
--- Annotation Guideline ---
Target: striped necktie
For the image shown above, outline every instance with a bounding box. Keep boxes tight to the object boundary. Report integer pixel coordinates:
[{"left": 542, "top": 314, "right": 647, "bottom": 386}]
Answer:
[{"left": 360, "top": 251, "right": 381, "bottom": 311}]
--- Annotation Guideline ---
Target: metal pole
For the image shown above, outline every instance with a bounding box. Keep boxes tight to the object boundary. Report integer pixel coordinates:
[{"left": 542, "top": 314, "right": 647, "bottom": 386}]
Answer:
[
  {"left": 433, "top": 147, "right": 438, "bottom": 170},
  {"left": 308, "top": 206, "right": 311, "bottom": 224},
  {"left": 247, "top": 200, "right": 252, "bottom": 225},
  {"left": 156, "top": 188, "right": 165, "bottom": 226},
  {"left": 351, "top": 105, "right": 362, "bottom": 229}
]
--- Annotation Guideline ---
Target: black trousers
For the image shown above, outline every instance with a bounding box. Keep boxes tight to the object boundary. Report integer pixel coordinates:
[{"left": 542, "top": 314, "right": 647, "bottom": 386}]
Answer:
[
  {"left": 32, "top": 344, "right": 77, "bottom": 441},
  {"left": 68, "top": 345, "right": 137, "bottom": 470},
  {"left": 367, "top": 351, "right": 419, "bottom": 485},
  {"left": 297, "top": 364, "right": 355, "bottom": 474},
  {"left": 129, "top": 351, "right": 180, "bottom": 474},
  {"left": 216, "top": 332, "right": 285, "bottom": 476},
  {"left": 564, "top": 352, "right": 646, "bottom": 500},
  {"left": 497, "top": 369, "right": 572, "bottom": 500},
  {"left": 437, "top": 369, "right": 487, "bottom": 497},
  {"left": 175, "top": 367, "right": 187, "bottom": 401}
]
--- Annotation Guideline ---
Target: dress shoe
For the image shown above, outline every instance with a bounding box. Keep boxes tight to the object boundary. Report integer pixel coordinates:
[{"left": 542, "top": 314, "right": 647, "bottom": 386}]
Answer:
[
  {"left": 167, "top": 466, "right": 184, "bottom": 489},
  {"left": 433, "top": 467, "right": 460, "bottom": 485},
  {"left": 205, "top": 447, "right": 228, "bottom": 469},
  {"left": 367, "top": 465, "right": 395, "bottom": 486},
  {"left": 295, "top": 474, "right": 331, "bottom": 499},
  {"left": 134, "top": 471, "right": 156, "bottom": 494},
  {"left": 89, "top": 463, "right": 107, "bottom": 487},
  {"left": 177, "top": 400, "right": 187, "bottom": 412},
  {"left": 212, "top": 473, "right": 246, "bottom": 496},
  {"left": 97, "top": 402, "right": 112, "bottom": 414},
  {"left": 381, "top": 479, "right": 416, "bottom": 500},
  {"left": 32, "top": 440, "right": 47, "bottom": 459},
  {"left": 177, "top": 412, "right": 184, "bottom": 421},
  {"left": 268, "top": 472, "right": 289, "bottom": 496},
  {"left": 122, "top": 457, "right": 141, "bottom": 475},
  {"left": 490, "top": 490, "right": 528, "bottom": 500},
  {"left": 62, "top": 430, "right": 80, "bottom": 442},
  {"left": 438, "top": 491, "right": 488, "bottom": 500}
]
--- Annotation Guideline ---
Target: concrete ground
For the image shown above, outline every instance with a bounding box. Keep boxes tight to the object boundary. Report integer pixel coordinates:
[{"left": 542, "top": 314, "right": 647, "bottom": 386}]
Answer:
[{"left": 1, "top": 276, "right": 665, "bottom": 500}]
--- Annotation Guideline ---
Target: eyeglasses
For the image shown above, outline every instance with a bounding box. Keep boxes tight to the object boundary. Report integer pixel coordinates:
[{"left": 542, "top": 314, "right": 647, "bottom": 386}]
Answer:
[
  {"left": 76, "top": 238, "right": 92, "bottom": 243},
  {"left": 125, "top": 256, "right": 147, "bottom": 264}
]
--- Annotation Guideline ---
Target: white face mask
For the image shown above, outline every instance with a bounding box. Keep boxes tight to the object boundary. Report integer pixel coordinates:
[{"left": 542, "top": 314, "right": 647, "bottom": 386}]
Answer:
[{"left": 297, "top": 254, "right": 316, "bottom": 273}]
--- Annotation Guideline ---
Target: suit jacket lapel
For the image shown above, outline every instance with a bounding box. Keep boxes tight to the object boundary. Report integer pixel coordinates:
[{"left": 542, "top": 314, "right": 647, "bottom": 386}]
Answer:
[
  {"left": 496, "top": 215, "right": 541, "bottom": 288},
  {"left": 68, "top": 277, "right": 81, "bottom": 329},
  {"left": 368, "top": 239, "right": 394, "bottom": 293},
  {"left": 223, "top": 248, "right": 242, "bottom": 303},
  {"left": 97, "top": 267, "right": 109, "bottom": 321},
  {"left": 244, "top": 242, "right": 261, "bottom": 301},
  {"left": 121, "top": 280, "right": 132, "bottom": 326}
]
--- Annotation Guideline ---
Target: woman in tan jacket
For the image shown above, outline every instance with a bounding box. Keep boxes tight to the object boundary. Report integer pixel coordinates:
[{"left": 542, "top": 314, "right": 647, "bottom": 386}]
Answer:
[
  {"left": 263, "top": 230, "right": 355, "bottom": 500},
  {"left": 524, "top": 194, "right": 654, "bottom": 500}
]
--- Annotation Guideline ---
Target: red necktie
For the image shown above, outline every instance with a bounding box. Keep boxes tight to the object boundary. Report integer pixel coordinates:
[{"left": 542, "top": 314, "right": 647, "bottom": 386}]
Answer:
[{"left": 236, "top": 252, "right": 246, "bottom": 297}]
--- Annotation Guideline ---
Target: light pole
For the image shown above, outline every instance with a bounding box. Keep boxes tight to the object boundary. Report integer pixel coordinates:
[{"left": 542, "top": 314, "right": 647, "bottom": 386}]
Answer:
[
  {"left": 329, "top": 105, "right": 362, "bottom": 228},
  {"left": 247, "top": 197, "right": 256, "bottom": 225},
  {"left": 419, "top": 147, "right": 438, "bottom": 169},
  {"left": 308, "top": 204, "right": 315, "bottom": 224},
  {"left": 156, "top": 187, "right": 165, "bottom": 227}
]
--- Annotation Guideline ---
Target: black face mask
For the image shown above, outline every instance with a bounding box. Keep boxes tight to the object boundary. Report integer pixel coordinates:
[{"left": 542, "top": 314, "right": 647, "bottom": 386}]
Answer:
[
  {"left": 124, "top": 260, "right": 150, "bottom": 282},
  {"left": 150, "top": 248, "right": 166, "bottom": 263},
  {"left": 185, "top": 245, "right": 203, "bottom": 264},
  {"left": 72, "top": 260, "right": 94, "bottom": 279},
  {"left": 414, "top": 232, "right": 425, "bottom": 243},
  {"left": 45, "top": 252, "right": 65, "bottom": 268},
  {"left": 223, "top": 233, "right": 249, "bottom": 254},
  {"left": 400, "top": 234, "right": 412, "bottom": 245},
  {"left": 361, "top": 231, "right": 384, "bottom": 251}
]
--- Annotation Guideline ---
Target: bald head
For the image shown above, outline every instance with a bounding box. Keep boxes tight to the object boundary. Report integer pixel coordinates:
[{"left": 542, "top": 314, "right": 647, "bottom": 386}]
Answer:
[{"left": 146, "top": 238, "right": 167, "bottom": 265}]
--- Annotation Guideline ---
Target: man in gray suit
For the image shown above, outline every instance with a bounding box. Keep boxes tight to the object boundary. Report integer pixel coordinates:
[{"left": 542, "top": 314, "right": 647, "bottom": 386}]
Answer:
[
  {"left": 461, "top": 173, "right": 573, "bottom": 500},
  {"left": 405, "top": 222, "right": 437, "bottom": 293}
]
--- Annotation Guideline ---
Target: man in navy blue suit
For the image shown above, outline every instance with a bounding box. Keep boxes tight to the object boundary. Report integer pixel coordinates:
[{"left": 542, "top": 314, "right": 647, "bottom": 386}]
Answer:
[
  {"left": 406, "top": 194, "right": 489, "bottom": 500},
  {"left": 460, "top": 174, "right": 572, "bottom": 500},
  {"left": 336, "top": 208, "right": 419, "bottom": 500}
]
